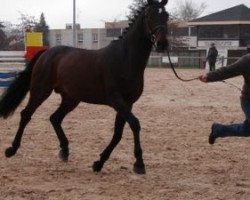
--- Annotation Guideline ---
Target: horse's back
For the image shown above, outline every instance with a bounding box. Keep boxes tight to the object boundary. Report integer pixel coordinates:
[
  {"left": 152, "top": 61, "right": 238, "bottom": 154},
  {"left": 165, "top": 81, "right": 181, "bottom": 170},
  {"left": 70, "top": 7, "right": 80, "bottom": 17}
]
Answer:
[
  {"left": 31, "top": 45, "right": 143, "bottom": 105},
  {"left": 32, "top": 46, "right": 108, "bottom": 104}
]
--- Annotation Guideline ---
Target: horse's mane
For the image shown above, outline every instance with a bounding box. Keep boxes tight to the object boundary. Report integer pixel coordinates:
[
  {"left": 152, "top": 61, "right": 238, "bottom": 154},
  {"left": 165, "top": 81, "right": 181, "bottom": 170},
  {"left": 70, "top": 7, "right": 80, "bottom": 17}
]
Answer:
[
  {"left": 117, "top": 0, "right": 164, "bottom": 40},
  {"left": 117, "top": 3, "right": 148, "bottom": 40}
]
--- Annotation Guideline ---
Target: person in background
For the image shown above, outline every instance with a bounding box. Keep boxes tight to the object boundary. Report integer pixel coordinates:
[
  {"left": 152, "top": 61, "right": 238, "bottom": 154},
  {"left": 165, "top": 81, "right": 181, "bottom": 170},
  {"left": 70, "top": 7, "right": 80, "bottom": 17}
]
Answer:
[
  {"left": 206, "top": 43, "right": 218, "bottom": 71},
  {"left": 199, "top": 51, "right": 250, "bottom": 144}
]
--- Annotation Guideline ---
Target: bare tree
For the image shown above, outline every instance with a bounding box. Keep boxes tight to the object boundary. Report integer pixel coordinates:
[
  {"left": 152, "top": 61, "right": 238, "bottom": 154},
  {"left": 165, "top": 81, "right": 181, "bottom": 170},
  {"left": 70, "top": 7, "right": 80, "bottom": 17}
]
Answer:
[
  {"left": 171, "top": 0, "right": 207, "bottom": 21},
  {"left": 18, "top": 12, "right": 38, "bottom": 30},
  {"left": 4, "top": 13, "right": 38, "bottom": 50}
]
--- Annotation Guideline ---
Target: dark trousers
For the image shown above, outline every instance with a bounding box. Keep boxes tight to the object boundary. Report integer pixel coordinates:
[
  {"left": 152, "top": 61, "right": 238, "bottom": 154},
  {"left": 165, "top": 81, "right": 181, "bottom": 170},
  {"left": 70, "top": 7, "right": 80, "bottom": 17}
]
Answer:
[
  {"left": 208, "top": 61, "right": 216, "bottom": 71},
  {"left": 212, "top": 98, "right": 250, "bottom": 138}
]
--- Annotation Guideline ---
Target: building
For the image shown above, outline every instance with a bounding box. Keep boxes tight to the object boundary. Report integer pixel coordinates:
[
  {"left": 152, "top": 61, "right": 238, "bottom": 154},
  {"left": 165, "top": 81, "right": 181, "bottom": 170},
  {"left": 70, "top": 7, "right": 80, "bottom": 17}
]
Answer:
[
  {"left": 49, "top": 21, "right": 128, "bottom": 50},
  {"left": 166, "top": 4, "right": 250, "bottom": 68},
  {"left": 187, "top": 4, "right": 250, "bottom": 66},
  {"left": 48, "top": 4, "right": 250, "bottom": 68},
  {"left": 49, "top": 24, "right": 108, "bottom": 50}
]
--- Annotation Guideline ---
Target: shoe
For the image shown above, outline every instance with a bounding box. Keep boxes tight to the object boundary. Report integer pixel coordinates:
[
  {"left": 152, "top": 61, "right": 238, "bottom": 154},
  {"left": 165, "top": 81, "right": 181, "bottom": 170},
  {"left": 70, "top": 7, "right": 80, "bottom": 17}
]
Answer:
[{"left": 208, "top": 123, "right": 218, "bottom": 145}]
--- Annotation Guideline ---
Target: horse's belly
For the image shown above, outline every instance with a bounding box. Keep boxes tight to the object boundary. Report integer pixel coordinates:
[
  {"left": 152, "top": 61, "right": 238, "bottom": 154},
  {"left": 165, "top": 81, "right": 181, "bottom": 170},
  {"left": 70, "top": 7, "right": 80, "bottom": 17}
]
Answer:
[
  {"left": 62, "top": 82, "right": 106, "bottom": 104},
  {"left": 79, "top": 92, "right": 107, "bottom": 104}
]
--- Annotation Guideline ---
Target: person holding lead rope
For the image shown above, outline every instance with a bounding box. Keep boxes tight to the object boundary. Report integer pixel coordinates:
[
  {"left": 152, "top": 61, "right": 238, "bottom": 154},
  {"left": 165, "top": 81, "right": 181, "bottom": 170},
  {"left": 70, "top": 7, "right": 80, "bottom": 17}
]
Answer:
[{"left": 199, "top": 50, "right": 250, "bottom": 144}]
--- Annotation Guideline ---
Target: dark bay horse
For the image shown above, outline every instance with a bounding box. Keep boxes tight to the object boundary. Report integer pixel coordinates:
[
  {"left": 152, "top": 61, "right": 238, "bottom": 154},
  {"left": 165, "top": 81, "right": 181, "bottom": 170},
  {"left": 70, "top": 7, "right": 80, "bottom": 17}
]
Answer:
[{"left": 0, "top": 0, "right": 169, "bottom": 174}]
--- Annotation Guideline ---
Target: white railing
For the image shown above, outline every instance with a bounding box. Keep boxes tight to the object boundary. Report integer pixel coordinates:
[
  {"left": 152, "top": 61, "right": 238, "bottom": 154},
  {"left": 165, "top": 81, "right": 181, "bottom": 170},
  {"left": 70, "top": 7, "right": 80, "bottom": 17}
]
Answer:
[
  {"left": 0, "top": 51, "right": 25, "bottom": 88},
  {"left": 148, "top": 55, "right": 242, "bottom": 68},
  {"left": 0, "top": 51, "right": 25, "bottom": 62},
  {"left": 0, "top": 51, "right": 25, "bottom": 71}
]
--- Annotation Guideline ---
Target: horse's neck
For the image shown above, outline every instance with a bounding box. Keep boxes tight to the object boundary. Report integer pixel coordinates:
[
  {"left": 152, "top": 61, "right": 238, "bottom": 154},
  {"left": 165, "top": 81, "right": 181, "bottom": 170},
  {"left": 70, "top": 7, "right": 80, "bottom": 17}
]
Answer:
[{"left": 123, "top": 15, "right": 152, "bottom": 76}]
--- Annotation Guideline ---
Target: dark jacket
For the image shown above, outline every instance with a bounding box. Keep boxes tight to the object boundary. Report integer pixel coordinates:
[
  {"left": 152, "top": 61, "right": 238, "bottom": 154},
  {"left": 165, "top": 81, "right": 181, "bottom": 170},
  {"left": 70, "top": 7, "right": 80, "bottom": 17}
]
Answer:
[
  {"left": 207, "top": 47, "right": 218, "bottom": 63},
  {"left": 206, "top": 54, "right": 250, "bottom": 99},
  {"left": 247, "top": 47, "right": 250, "bottom": 54}
]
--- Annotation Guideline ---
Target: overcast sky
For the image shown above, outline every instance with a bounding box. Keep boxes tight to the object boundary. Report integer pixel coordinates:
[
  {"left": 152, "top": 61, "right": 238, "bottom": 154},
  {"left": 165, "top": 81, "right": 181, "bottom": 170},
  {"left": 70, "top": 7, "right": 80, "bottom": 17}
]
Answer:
[{"left": 1, "top": 0, "right": 250, "bottom": 29}]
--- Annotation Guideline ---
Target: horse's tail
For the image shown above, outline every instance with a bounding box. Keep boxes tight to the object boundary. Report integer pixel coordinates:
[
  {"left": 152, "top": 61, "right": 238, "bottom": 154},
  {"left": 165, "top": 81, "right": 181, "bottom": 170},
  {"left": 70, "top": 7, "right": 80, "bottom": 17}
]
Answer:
[{"left": 0, "top": 49, "right": 47, "bottom": 119}]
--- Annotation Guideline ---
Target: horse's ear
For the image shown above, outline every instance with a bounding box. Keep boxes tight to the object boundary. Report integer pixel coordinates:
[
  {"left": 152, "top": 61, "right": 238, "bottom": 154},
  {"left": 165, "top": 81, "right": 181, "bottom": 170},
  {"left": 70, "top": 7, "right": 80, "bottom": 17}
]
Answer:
[
  {"left": 147, "top": 0, "right": 154, "bottom": 5},
  {"left": 148, "top": 0, "right": 168, "bottom": 6},
  {"left": 160, "top": 0, "right": 168, "bottom": 6}
]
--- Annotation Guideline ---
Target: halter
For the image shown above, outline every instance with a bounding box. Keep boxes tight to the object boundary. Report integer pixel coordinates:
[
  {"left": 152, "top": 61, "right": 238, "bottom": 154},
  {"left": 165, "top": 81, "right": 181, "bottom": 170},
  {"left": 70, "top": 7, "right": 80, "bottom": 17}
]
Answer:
[
  {"left": 143, "top": 4, "right": 200, "bottom": 82},
  {"left": 149, "top": 25, "right": 166, "bottom": 44},
  {"left": 143, "top": 5, "right": 168, "bottom": 44}
]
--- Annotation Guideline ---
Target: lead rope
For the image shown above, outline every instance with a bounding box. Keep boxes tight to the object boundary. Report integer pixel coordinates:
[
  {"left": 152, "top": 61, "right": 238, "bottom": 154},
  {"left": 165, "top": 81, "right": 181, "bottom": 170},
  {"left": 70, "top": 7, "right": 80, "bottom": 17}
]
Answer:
[
  {"left": 166, "top": 49, "right": 242, "bottom": 91},
  {"left": 166, "top": 49, "right": 200, "bottom": 82},
  {"left": 221, "top": 80, "right": 242, "bottom": 92}
]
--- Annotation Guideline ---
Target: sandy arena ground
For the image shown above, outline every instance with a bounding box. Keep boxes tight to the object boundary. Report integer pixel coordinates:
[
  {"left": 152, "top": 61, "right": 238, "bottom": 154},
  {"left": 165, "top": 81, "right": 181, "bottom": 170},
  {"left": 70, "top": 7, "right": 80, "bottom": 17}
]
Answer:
[{"left": 1, "top": 68, "right": 250, "bottom": 200}]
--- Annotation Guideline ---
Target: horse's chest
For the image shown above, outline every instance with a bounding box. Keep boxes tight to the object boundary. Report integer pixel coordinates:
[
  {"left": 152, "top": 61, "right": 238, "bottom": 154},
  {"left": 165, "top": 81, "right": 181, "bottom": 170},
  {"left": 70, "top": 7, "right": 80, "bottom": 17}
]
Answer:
[{"left": 120, "top": 79, "right": 144, "bottom": 103}]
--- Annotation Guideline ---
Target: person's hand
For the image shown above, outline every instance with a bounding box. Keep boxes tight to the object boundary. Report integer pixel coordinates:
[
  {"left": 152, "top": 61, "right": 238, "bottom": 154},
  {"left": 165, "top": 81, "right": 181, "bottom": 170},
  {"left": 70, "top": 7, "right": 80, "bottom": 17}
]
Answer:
[{"left": 199, "top": 74, "right": 208, "bottom": 82}]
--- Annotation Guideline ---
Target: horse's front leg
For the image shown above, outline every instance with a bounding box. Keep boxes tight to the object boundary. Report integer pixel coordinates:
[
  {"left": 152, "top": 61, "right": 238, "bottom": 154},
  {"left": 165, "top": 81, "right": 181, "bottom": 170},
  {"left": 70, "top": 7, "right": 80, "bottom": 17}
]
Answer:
[
  {"left": 93, "top": 93, "right": 145, "bottom": 174},
  {"left": 93, "top": 112, "right": 126, "bottom": 172}
]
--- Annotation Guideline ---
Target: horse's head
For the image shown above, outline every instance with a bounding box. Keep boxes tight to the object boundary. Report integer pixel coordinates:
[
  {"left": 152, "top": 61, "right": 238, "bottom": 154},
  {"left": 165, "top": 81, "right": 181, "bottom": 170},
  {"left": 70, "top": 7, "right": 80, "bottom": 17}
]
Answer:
[{"left": 144, "top": 0, "right": 169, "bottom": 52}]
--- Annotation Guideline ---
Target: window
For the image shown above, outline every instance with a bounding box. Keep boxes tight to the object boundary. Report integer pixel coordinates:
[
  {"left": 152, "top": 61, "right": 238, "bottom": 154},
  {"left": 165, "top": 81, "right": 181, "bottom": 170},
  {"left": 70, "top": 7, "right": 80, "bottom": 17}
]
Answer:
[
  {"left": 223, "top": 25, "right": 239, "bottom": 39},
  {"left": 77, "top": 33, "right": 83, "bottom": 43},
  {"left": 240, "top": 25, "right": 250, "bottom": 38},
  {"left": 66, "top": 25, "right": 72, "bottom": 30},
  {"left": 92, "top": 33, "right": 98, "bottom": 43},
  {"left": 198, "top": 25, "right": 239, "bottom": 39},
  {"left": 198, "top": 26, "right": 222, "bottom": 39},
  {"left": 55, "top": 34, "right": 62, "bottom": 45}
]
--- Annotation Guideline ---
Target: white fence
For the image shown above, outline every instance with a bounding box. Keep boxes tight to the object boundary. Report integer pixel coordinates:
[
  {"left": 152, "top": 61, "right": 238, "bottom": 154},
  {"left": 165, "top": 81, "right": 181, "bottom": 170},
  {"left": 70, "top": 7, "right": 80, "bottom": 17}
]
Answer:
[
  {"left": 0, "top": 51, "right": 25, "bottom": 88},
  {"left": 0, "top": 51, "right": 25, "bottom": 62},
  {"left": 148, "top": 55, "right": 242, "bottom": 68},
  {"left": 0, "top": 51, "right": 25, "bottom": 70}
]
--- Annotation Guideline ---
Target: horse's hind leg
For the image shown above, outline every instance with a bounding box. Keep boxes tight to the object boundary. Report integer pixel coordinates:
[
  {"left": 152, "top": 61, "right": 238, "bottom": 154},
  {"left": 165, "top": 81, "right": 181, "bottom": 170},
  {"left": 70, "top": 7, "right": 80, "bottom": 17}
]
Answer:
[
  {"left": 50, "top": 95, "right": 79, "bottom": 161},
  {"left": 5, "top": 91, "right": 52, "bottom": 157},
  {"left": 93, "top": 112, "right": 126, "bottom": 172}
]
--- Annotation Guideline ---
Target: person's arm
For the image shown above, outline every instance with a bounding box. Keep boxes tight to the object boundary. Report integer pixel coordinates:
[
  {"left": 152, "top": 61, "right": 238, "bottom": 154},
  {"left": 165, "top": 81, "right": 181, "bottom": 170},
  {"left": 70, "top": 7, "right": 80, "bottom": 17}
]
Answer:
[{"left": 200, "top": 54, "right": 250, "bottom": 82}]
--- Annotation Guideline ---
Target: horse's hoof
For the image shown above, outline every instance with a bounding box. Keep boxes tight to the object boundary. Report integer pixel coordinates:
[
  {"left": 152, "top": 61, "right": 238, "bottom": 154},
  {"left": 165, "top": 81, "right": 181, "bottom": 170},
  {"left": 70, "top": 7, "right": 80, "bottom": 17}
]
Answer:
[
  {"left": 133, "top": 163, "right": 146, "bottom": 174},
  {"left": 59, "top": 149, "right": 69, "bottom": 162},
  {"left": 5, "top": 147, "right": 17, "bottom": 158},
  {"left": 92, "top": 161, "right": 103, "bottom": 172}
]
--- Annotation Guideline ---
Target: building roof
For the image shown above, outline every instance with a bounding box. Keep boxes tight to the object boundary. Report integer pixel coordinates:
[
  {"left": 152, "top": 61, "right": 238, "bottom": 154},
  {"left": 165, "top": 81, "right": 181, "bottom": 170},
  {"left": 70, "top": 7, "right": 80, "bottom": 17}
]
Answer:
[{"left": 190, "top": 4, "right": 250, "bottom": 24}]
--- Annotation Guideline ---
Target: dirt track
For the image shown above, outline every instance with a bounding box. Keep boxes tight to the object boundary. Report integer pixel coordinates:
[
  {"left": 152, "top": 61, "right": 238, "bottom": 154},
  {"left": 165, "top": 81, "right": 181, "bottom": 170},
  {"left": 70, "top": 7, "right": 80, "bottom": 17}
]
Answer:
[{"left": 1, "top": 68, "right": 250, "bottom": 200}]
